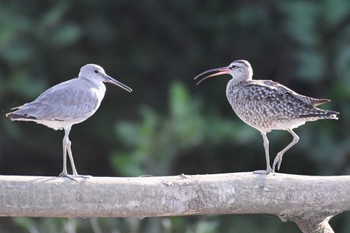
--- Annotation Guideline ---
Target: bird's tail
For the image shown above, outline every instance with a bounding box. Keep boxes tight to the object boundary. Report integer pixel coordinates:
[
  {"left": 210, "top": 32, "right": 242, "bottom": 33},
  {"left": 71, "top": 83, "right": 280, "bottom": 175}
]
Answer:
[
  {"left": 311, "top": 98, "right": 331, "bottom": 106},
  {"left": 6, "top": 112, "right": 37, "bottom": 121},
  {"left": 325, "top": 110, "right": 340, "bottom": 120},
  {"left": 300, "top": 110, "right": 339, "bottom": 120}
]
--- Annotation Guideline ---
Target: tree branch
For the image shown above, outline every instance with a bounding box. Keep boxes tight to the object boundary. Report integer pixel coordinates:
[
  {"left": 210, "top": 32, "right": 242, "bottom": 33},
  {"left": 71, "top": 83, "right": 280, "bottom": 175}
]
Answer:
[{"left": 0, "top": 173, "right": 349, "bottom": 232}]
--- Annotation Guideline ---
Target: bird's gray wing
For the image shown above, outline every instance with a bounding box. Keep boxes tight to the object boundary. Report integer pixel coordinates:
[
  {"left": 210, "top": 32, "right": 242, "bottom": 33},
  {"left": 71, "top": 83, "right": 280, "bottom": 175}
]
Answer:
[{"left": 10, "top": 79, "right": 99, "bottom": 121}]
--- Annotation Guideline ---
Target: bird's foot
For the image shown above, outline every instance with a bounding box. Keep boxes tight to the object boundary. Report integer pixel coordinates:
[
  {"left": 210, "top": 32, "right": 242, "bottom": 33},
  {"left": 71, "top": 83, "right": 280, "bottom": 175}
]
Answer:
[
  {"left": 253, "top": 170, "right": 274, "bottom": 175},
  {"left": 73, "top": 174, "right": 92, "bottom": 179},
  {"left": 272, "top": 153, "right": 283, "bottom": 171},
  {"left": 59, "top": 172, "right": 92, "bottom": 183},
  {"left": 253, "top": 166, "right": 275, "bottom": 175},
  {"left": 59, "top": 172, "right": 79, "bottom": 183}
]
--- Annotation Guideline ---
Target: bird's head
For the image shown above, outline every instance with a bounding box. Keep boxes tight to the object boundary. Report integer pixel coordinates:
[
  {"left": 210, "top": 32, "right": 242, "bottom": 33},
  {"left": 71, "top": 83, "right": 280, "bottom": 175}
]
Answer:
[
  {"left": 79, "top": 64, "right": 132, "bottom": 92},
  {"left": 194, "top": 59, "right": 253, "bottom": 85}
]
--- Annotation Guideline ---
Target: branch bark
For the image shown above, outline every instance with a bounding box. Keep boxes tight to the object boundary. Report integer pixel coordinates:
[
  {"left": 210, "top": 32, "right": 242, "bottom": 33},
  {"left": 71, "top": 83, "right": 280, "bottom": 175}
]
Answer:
[{"left": 0, "top": 173, "right": 349, "bottom": 232}]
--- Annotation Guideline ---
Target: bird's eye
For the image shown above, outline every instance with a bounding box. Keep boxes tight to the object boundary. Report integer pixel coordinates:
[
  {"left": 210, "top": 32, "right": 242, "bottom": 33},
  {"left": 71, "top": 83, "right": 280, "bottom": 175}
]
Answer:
[{"left": 94, "top": 70, "right": 99, "bottom": 74}]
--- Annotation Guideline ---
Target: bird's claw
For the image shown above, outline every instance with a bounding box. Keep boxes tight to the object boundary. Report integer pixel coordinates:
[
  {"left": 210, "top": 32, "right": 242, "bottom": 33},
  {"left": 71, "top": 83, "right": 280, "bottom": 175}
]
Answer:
[
  {"left": 59, "top": 172, "right": 92, "bottom": 183},
  {"left": 253, "top": 170, "right": 269, "bottom": 174},
  {"left": 74, "top": 174, "right": 92, "bottom": 179},
  {"left": 272, "top": 153, "right": 283, "bottom": 171},
  {"left": 253, "top": 168, "right": 275, "bottom": 175},
  {"left": 59, "top": 172, "right": 79, "bottom": 182},
  {"left": 253, "top": 163, "right": 276, "bottom": 175}
]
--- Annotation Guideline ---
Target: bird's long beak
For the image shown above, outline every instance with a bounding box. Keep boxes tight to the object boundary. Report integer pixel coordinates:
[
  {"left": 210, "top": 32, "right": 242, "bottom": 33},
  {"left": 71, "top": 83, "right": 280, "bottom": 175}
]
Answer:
[
  {"left": 194, "top": 67, "right": 231, "bottom": 85},
  {"left": 103, "top": 75, "right": 132, "bottom": 92}
]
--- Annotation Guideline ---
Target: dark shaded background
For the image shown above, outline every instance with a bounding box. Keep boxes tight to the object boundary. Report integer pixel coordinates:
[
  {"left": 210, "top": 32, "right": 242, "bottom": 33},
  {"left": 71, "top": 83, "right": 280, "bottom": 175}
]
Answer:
[{"left": 0, "top": 1, "right": 349, "bottom": 232}]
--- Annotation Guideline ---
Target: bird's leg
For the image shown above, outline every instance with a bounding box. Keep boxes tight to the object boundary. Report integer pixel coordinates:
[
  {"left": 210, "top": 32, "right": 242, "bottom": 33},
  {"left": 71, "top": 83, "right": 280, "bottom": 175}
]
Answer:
[
  {"left": 67, "top": 139, "right": 91, "bottom": 179},
  {"left": 254, "top": 132, "right": 274, "bottom": 174},
  {"left": 60, "top": 133, "right": 69, "bottom": 177},
  {"left": 59, "top": 128, "right": 78, "bottom": 182},
  {"left": 62, "top": 127, "right": 91, "bottom": 179},
  {"left": 272, "top": 129, "right": 299, "bottom": 171},
  {"left": 66, "top": 137, "right": 78, "bottom": 176}
]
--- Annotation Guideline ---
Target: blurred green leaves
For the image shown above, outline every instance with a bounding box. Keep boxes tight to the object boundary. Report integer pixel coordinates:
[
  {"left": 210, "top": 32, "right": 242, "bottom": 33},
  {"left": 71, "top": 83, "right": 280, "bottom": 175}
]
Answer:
[
  {"left": 111, "top": 82, "right": 204, "bottom": 176},
  {"left": 38, "top": 2, "right": 81, "bottom": 48},
  {"left": 1, "top": 0, "right": 350, "bottom": 232},
  {"left": 111, "top": 82, "right": 256, "bottom": 176}
]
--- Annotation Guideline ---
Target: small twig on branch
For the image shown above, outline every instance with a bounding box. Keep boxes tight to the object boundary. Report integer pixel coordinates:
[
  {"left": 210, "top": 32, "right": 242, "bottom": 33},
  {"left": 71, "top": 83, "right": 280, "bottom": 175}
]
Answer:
[{"left": 0, "top": 173, "right": 349, "bottom": 233}]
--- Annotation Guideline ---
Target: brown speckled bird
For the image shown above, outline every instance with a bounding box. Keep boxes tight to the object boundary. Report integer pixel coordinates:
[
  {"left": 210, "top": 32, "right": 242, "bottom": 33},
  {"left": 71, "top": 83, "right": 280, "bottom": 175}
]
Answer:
[{"left": 195, "top": 60, "right": 339, "bottom": 174}]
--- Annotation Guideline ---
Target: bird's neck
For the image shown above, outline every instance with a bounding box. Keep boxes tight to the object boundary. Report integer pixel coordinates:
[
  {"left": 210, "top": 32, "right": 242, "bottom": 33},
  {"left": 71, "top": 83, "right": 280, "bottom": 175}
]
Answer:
[
  {"left": 80, "top": 77, "right": 106, "bottom": 92},
  {"left": 227, "top": 72, "right": 252, "bottom": 86}
]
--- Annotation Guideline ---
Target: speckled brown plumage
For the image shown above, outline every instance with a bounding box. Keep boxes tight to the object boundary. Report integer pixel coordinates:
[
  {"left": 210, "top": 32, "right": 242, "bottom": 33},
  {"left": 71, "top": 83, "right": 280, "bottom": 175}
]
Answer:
[{"left": 195, "top": 59, "right": 339, "bottom": 174}]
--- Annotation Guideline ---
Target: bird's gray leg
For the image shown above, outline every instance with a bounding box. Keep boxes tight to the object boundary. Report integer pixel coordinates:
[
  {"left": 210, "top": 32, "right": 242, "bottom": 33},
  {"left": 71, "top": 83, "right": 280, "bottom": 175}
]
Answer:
[
  {"left": 254, "top": 132, "right": 274, "bottom": 174},
  {"left": 66, "top": 128, "right": 91, "bottom": 179},
  {"left": 66, "top": 137, "right": 78, "bottom": 176},
  {"left": 67, "top": 139, "right": 79, "bottom": 176},
  {"left": 272, "top": 129, "right": 299, "bottom": 171},
  {"left": 59, "top": 127, "right": 78, "bottom": 182},
  {"left": 61, "top": 131, "right": 69, "bottom": 177}
]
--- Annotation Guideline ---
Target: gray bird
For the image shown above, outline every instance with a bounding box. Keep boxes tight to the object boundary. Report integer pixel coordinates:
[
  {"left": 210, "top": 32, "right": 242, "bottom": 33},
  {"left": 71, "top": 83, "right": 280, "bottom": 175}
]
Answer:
[
  {"left": 194, "top": 60, "right": 339, "bottom": 174},
  {"left": 6, "top": 64, "right": 132, "bottom": 181}
]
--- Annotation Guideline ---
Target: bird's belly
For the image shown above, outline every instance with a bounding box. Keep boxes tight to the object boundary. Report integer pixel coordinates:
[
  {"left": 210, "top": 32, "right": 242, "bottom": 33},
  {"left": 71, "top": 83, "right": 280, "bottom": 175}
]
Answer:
[
  {"left": 229, "top": 101, "right": 307, "bottom": 132},
  {"left": 33, "top": 119, "right": 85, "bottom": 130}
]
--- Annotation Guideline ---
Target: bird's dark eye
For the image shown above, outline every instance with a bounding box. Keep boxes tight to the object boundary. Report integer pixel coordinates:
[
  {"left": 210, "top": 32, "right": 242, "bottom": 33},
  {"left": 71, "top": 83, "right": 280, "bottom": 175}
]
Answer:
[{"left": 94, "top": 70, "right": 99, "bottom": 74}]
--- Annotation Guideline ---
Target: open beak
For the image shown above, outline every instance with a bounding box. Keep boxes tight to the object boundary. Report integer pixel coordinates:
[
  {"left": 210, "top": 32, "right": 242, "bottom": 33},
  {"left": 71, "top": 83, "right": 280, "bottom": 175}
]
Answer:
[
  {"left": 194, "top": 67, "right": 231, "bottom": 85},
  {"left": 103, "top": 74, "right": 133, "bottom": 92}
]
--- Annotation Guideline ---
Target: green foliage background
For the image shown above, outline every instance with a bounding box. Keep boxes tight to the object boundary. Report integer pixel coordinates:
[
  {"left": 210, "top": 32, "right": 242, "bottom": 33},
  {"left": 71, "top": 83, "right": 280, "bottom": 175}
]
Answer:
[{"left": 0, "top": 1, "right": 349, "bottom": 232}]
